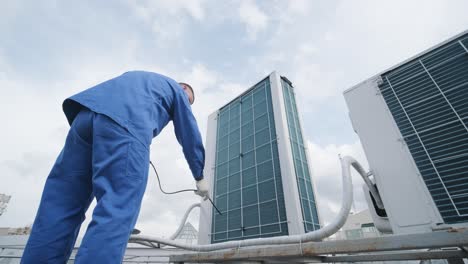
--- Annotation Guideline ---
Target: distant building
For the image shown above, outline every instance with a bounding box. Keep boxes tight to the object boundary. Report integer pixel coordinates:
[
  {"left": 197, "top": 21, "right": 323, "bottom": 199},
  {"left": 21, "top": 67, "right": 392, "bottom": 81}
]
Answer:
[
  {"left": 0, "top": 194, "right": 11, "bottom": 217},
  {"left": 199, "top": 72, "right": 321, "bottom": 244},
  {"left": 335, "top": 210, "right": 381, "bottom": 240},
  {"left": 174, "top": 222, "right": 198, "bottom": 246},
  {"left": 0, "top": 226, "right": 31, "bottom": 236},
  {"left": 344, "top": 30, "right": 468, "bottom": 234}
]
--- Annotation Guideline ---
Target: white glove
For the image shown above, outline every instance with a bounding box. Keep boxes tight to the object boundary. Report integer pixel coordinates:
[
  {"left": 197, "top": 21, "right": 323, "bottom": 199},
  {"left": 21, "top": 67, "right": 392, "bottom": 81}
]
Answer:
[{"left": 195, "top": 178, "right": 210, "bottom": 199}]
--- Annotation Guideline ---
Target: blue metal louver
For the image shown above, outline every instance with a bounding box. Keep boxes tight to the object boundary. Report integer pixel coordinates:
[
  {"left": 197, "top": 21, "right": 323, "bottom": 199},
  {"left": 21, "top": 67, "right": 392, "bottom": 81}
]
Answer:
[
  {"left": 211, "top": 77, "right": 288, "bottom": 243},
  {"left": 281, "top": 78, "right": 320, "bottom": 232},
  {"left": 378, "top": 34, "right": 468, "bottom": 224}
]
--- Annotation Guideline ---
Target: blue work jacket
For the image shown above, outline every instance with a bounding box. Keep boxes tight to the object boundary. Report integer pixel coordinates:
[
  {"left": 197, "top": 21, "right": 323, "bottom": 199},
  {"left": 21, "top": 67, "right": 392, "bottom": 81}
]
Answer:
[{"left": 62, "top": 71, "right": 205, "bottom": 180}]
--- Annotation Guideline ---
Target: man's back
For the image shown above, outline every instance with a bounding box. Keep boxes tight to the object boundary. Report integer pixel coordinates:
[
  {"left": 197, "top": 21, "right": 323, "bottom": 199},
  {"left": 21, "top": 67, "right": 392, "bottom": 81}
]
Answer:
[{"left": 63, "top": 71, "right": 181, "bottom": 146}]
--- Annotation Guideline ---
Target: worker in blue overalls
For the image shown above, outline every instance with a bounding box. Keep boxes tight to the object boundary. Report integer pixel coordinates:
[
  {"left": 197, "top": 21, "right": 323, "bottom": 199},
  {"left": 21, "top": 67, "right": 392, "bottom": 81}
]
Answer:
[{"left": 21, "top": 71, "right": 209, "bottom": 264}]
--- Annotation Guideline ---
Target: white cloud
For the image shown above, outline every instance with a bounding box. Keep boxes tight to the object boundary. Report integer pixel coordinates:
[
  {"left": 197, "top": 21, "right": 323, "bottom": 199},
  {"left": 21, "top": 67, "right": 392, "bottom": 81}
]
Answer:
[
  {"left": 154, "top": 0, "right": 207, "bottom": 21},
  {"left": 298, "top": 43, "right": 318, "bottom": 55},
  {"left": 131, "top": 0, "right": 207, "bottom": 21},
  {"left": 238, "top": 0, "right": 269, "bottom": 40},
  {"left": 286, "top": 0, "right": 311, "bottom": 16},
  {"left": 256, "top": 0, "right": 468, "bottom": 99},
  {"left": 184, "top": 64, "right": 218, "bottom": 94},
  {"left": 292, "top": 62, "right": 342, "bottom": 100},
  {"left": 323, "top": 31, "right": 334, "bottom": 42},
  {"left": 178, "top": 0, "right": 207, "bottom": 21},
  {"left": 326, "top": 0, "right": 468, "bottom": 83},
  {"left": 128, "top": 0, "right": 208, "bottom": 41},
  {"left": 151, "top": 19, "right": 186, "bottom": 41},
  {"left": 272, "top": 0, "right": 313, "bottom": 28}
]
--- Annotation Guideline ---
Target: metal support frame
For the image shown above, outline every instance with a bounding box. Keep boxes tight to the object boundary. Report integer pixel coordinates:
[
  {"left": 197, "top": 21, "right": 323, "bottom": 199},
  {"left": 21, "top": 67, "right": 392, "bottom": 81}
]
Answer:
[
  {"left": 169, "top": 228, "right": 468, "bottom": 263},
  {"left": 324, "top": 249, "right": 467, "bottom": 262}
]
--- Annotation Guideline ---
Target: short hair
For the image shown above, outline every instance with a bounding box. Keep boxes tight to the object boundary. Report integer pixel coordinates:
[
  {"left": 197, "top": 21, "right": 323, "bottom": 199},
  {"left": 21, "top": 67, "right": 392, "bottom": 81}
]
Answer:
[{"left": 179, "top": 82, "right": 195, "bottom": 104}]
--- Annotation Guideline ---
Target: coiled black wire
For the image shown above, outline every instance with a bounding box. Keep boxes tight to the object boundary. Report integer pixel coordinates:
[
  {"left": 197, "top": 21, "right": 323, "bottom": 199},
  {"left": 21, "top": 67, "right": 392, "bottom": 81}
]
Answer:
[
  {"left": 150, "top": 161, "right": 196, "bottom": 194},
  {"left": 149, "top": 160, "right": 222, "bottom": 215}
]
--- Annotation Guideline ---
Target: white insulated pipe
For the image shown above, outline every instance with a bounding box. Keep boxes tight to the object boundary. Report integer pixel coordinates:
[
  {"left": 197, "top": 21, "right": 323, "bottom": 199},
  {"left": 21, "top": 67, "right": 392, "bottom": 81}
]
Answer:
[
  {"left": 130, "top": 156, "right": 364, "bottom": 251},
  {"left": 169, "top": 203, "right": 200, "bottom": 240}
]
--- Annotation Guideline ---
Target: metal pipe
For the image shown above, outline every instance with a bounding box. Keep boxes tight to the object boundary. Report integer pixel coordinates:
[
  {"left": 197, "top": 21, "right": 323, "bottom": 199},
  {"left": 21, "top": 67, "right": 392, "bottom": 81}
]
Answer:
[
  {"left": 130, "top": 155, "right": 363, "bottom": 251},
  {"left": 170, "top": 228, "right": 468, "bottom": 262},
  {"left": 323, "top": 249, "right": 468, "bottom": 262}
]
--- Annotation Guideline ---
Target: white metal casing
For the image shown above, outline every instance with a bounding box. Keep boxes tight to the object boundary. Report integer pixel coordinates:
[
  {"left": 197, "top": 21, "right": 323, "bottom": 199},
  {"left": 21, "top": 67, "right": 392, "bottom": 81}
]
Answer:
[
  {"left": 344, "top": 76, "right": 444, "bottom": 234},
  {"left": 198, "top": 111, "right": 218, "bottom": 244}
]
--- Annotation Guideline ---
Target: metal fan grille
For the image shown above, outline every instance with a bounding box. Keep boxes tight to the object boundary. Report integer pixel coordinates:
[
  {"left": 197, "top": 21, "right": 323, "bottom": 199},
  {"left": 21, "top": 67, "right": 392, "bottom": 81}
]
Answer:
[{"left": 379, "top": 34, "right": 468, "bottom": 224}]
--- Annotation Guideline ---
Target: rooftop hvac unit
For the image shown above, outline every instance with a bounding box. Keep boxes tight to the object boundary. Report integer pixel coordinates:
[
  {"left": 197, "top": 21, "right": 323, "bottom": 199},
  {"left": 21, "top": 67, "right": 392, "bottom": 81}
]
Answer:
[
  {"left": 198, "top": 72, "right": 321, "bottom": 244},
  {"left": 344, "top": 30, "right": 468, "bottom": 234}
]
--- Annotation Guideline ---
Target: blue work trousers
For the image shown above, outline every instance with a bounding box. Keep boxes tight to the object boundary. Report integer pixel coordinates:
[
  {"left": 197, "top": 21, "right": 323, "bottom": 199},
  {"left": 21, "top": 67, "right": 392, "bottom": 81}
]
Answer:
[{"left": 22, "top": 109, "right": 149, "bottom": 263}]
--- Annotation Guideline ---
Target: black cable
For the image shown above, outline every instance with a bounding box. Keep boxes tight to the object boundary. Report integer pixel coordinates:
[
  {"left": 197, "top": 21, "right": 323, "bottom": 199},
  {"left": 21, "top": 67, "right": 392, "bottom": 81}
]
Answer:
[
  {"left": 207, "top": 196, "right": 223, "bottom": 215},
  {"left": 150, "top": 161, "right": 197, "bottom": 194},
  {"left": 149, "top": 160, "right": 222, "bottom": 215}
]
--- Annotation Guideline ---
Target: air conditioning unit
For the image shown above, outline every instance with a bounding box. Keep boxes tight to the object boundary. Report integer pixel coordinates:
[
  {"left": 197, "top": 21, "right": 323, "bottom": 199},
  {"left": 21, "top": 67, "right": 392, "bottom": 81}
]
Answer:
[
  {"left": 198, "top": 72, "right": 321, "bottom": 244},
  {"left": 344, "top": 30, "right": 468, "bottom": 234}
]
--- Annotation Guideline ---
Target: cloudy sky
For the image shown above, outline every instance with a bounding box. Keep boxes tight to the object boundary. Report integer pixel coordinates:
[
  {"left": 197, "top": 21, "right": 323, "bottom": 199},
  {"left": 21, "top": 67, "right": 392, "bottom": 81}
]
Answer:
[{"left": 1, "top": 0, "right": 468, "bottom": 239}]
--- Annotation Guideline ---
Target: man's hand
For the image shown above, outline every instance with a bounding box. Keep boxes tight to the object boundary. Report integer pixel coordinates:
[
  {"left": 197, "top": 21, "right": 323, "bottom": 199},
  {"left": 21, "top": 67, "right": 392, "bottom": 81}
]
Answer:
[{"left": 195, "top": 178, "right": 210, "bottom": 199}]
